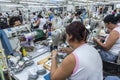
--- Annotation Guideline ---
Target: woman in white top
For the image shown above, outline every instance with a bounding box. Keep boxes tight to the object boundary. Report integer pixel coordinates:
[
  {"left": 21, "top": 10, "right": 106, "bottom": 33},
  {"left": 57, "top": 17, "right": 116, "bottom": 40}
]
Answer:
[
  {"left": 94, "top": 14, "right": 120, "bottom": 62},
  {"left": 38, "top": 17, "right": 46, "bottom": 30},
  {"left": 35, "top": 14, "right": 46, "bottom": 30},
  {"left": 51, "top": 21, "right": 103, "bottom": 80}
]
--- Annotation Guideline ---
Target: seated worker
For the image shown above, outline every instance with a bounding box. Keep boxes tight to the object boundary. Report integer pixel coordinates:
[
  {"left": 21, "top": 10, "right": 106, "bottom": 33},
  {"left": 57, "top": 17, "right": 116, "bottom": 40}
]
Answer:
[
  {"left": 93, "top": 14, "right": 120, "bottom": 62},
  {"left": 9, "top": 16, "right": 22, "bottom": 27},
  {"left": 51, "top": 21, "right": 103, "bottom": 80},
  {"left": 34, "top": 14, "right": 46, "bottom": 30}
]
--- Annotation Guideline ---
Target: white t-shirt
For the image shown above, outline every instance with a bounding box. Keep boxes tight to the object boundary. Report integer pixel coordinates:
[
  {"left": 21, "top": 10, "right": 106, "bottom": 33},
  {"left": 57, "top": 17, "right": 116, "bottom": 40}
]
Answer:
[
  {"left": 72, "top": 17, "right": 81, "bottom": 22},
  {"left": 39, "top": 18, "right": 46, "bottom": 30},
  {"left": 105, "top": 26, "right": 120, "bottom": 55},
  {"left": 68, "top": 44, "right": 103, "bottom": 80}
]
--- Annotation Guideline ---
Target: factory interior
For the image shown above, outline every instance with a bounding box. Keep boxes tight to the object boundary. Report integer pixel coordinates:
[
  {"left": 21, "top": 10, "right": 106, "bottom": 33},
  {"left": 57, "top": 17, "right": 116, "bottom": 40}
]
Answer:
[{"left": 0, "top": 0, "right": 120, "bottom": 80}]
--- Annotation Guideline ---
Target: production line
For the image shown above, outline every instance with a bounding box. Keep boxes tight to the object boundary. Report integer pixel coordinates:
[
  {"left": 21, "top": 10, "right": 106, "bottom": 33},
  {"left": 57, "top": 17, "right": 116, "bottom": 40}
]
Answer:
[
  {"left": 0, "top": 17, "right": 117, "bottom": 80},
  {"left": 0, "top": 23, "right": 68, "bottom": 80},
  {"left": 0, "top": 0, "right": 120, "bottom": 80}
]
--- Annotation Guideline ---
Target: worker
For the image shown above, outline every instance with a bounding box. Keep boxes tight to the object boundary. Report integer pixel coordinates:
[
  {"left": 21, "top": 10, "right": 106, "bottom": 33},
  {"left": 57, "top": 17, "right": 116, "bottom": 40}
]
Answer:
[
  {"left": 93, "top": 14, "right": 120, "bottom": 62},
  {"left": 31, "top": 12, "right": 37, "bottom": 23},
  {"left": 51, "top": 21, "right": 103, "bottom": 80},
  {"left": 34, "top": 14, "right": 46, "bottom": 30},
  {"left": 9, "top": 16, "right": 22, "bottom": 27},
  {"left": 49, "top": 9, "right": 54, "bottom": 21},
  {"left": 76, "top": 10, "right": 83, "bottom": 24}
]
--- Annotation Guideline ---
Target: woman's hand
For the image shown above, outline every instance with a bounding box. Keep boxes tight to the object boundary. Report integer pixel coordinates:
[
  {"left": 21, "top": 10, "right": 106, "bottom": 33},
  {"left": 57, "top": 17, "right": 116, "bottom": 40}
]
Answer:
[
  {"left": 59, "top": 47, "right": 73, "bottom": 54},
  {"left": 51, "top": 50, "right": 58, "bottom": 57},
  {"left": 93, "top": 37, "right": 100, "bottom": 43}
]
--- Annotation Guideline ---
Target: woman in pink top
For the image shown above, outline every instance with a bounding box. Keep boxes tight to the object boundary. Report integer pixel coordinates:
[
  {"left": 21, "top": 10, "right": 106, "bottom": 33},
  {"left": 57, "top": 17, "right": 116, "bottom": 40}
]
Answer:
[{"left": 50, "top": 21, "right": 103, "bottom": 80}]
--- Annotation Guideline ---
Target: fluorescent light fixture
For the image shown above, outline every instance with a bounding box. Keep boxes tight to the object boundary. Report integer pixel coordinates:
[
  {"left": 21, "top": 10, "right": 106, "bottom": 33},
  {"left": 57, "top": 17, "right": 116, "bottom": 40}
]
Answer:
[
  {"left": 51, "top": 0, "right": 64, "bottom": 1},
  {"left": 20, "top": 1, "right": 40, "bottom": 5},
  {"left": 4, "top": 4, "right": 24, "bottom": 7},
  {"left": 0, "top": 0, "right": 11, "bottom": 2}
]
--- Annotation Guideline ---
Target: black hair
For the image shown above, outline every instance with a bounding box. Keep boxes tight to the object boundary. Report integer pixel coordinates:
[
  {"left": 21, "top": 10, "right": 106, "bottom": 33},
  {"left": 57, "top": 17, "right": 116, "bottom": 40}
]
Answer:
[
  {"left": 33, "top": 12, "right": 36, "bottom": 15},
  {"left": 66, "top": 21, "right": 88, "bottom": 42},
  {"left": 0, "top": 13, "right": 2, "bottom": 16},
  {"left": 103, "top": 14, "right": 118, "bottom": 24},
  {"left": 117, "top": 14, "right": 120, "bottom": 22},
  {"left": 37, "top": 12, "right": 43, "bottom": 18},
  {"left": 75, "top": 13, "right": 78, "bottom": 16},
  {"left": 114, "top": 9, "right": 117, "bottom": 12},
  {"left": 9, "top": 16, "right": 21, "bottom": 26},
  {"left": 76, "top": 10, "right": 82, "bottom": 15},
  {"left": 37, "top": 14, "right": 43, "bottom": 18}
]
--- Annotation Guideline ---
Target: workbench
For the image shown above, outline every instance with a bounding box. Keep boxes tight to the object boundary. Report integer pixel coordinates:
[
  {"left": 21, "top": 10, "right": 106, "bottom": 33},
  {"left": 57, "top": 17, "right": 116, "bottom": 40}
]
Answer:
[{"left": 11, "top": 46, "right": 51, "bottom": 80}]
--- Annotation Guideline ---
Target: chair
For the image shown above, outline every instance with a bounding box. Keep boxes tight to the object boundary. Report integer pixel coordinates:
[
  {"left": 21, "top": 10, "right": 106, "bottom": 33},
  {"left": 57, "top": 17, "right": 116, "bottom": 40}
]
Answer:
[{"left": 103, "top": 60, "right": 120, "bottom": 77}]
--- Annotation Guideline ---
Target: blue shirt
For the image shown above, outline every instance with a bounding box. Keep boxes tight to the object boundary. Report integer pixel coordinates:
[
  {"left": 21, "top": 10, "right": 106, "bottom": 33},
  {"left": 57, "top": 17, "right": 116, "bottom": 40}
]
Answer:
[
  {"left": 49, "top": 14, "right": 54, "bottom": 21},
  {"left": 0, "top": 30, "right": 13, "bottom": 55}
]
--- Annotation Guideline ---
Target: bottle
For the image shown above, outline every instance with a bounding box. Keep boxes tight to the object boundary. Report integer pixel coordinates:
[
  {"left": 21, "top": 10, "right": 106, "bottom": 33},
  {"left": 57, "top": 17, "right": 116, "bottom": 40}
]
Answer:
[{"left": 22, "top": 47, "right": 27, "bottom": 57}]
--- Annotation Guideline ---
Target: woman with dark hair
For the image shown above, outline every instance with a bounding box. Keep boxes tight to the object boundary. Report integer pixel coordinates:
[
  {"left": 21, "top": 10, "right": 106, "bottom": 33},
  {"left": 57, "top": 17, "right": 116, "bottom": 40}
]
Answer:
[
  {"left": 9, "top": 16, "right": 21, "bottom": 27},
  {"left": 51, "top": 21, "right": 103, "bottom": 80},
  {"left": 34, "top": 14, "right": 46, "bottom": 30},
  {"left": 94, "top": 14, "right": 120, "bottom": 62}
]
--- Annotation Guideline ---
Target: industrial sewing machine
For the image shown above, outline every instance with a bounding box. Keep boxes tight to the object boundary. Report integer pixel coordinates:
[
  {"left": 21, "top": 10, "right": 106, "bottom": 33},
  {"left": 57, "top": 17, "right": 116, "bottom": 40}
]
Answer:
[
  {"left": 36, "top": 27, "right": 67, "bottom": 70},
  {"left": 4, "top": 24, "right": 31, "bottom": 51},
  {"left": 86, "top": 19, "right": 107, "bottom": 44},
  {"left": 51, "top": 27, "right": 66, "bottom": 47},
  {"left": 4, "top": 23, "right": 45, "bottom": 50}
]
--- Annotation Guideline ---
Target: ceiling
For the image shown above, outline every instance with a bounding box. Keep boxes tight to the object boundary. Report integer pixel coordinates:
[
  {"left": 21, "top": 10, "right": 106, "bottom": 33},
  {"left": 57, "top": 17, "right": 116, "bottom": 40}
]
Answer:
[
  {"left": 0, "top": 0, "right": 119, "bottom": 3},
  {"left": 0, "top": 0, "right": 120, "bottom": 6}
]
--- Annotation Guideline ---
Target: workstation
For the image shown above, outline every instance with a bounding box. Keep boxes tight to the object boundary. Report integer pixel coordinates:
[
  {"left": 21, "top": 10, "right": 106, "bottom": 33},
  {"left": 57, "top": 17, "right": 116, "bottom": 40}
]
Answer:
[{"left": 0, "top": 0, "right": 120, "bottom": 80}]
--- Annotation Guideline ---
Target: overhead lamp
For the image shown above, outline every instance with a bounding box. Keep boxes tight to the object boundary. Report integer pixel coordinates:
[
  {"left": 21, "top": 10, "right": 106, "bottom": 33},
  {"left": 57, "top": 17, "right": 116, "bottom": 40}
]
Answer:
[
  {"left": 11, "top": 0, "right": 22, "bottom": 3},
  {"left": 0, "top": 0, "right": 11, "bottom": 2},
  {"left": 20, "top": 1, "right": 40, "bottom": 5}
]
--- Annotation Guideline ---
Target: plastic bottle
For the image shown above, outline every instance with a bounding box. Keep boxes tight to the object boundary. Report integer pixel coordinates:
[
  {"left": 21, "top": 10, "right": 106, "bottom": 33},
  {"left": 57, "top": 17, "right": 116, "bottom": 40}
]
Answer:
[{"left": 22, "top": 47, "right": 27, "bottom": 57}]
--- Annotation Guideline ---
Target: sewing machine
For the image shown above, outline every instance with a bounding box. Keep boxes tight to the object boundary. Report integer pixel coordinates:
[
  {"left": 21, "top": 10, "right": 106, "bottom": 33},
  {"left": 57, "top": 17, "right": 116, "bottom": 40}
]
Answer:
[
  {"left": 51, "top": 27, "right": 66, "bottom": 47},
  {"left": 4, "top": 24, "right": 31, "bottom": 51},
  {"left": 86, "top": 19, "right": 107, "bottom": 44}
]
